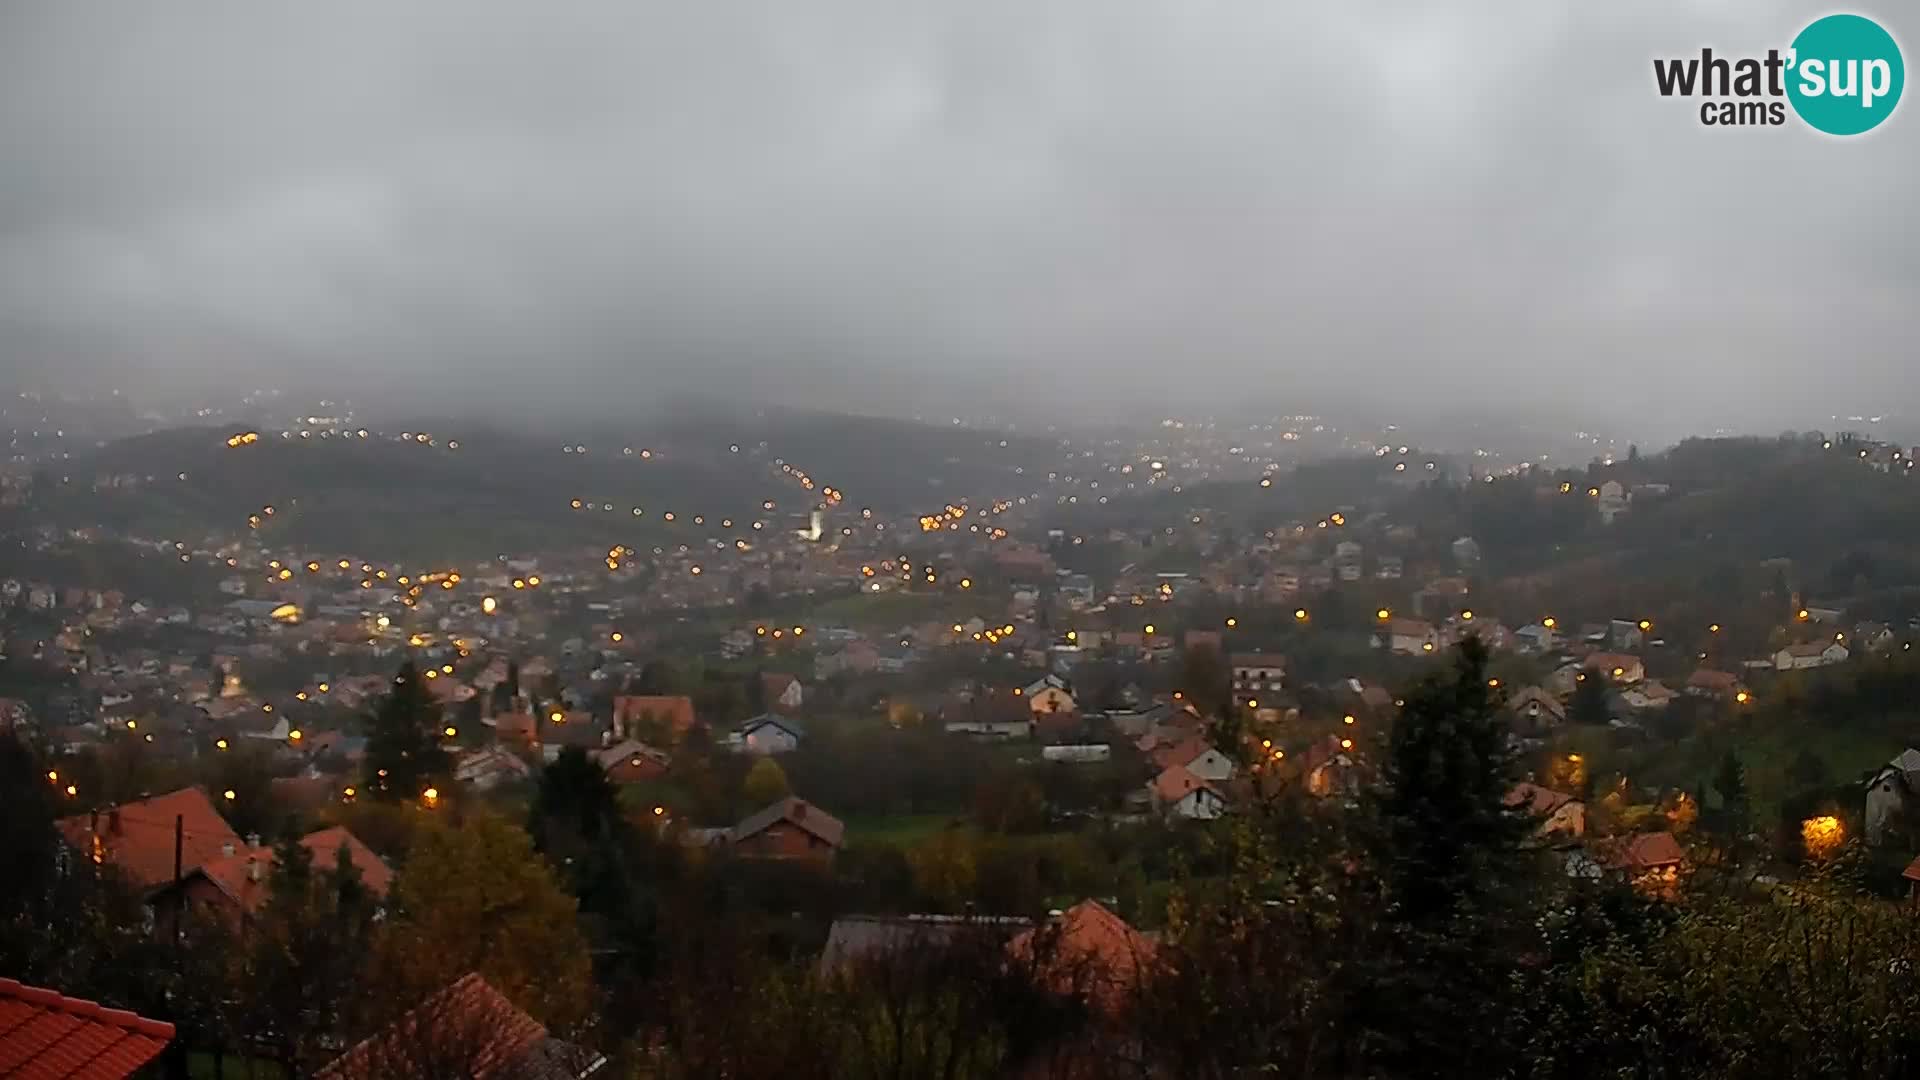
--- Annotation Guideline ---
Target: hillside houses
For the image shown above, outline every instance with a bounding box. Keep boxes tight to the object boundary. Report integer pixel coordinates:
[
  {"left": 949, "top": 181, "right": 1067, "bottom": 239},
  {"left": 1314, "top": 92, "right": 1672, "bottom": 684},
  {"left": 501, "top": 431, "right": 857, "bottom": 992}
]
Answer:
[{"left": 1774, "top": 641, "right": 1850, "bottom": 671}]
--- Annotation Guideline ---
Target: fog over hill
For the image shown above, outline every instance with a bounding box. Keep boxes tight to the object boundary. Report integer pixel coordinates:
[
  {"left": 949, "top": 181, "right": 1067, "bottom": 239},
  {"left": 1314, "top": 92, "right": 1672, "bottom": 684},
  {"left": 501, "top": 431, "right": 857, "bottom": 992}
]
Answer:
[{"left": 2, "top": 2, "right": 1915, "bottom": 437}]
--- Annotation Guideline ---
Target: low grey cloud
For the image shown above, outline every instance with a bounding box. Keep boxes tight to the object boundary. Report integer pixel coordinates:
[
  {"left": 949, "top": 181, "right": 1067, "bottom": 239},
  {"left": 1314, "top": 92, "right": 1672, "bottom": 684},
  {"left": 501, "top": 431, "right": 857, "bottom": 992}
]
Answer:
[{"left": 1, "top": 1, "right": 1911, "bottom": 437}]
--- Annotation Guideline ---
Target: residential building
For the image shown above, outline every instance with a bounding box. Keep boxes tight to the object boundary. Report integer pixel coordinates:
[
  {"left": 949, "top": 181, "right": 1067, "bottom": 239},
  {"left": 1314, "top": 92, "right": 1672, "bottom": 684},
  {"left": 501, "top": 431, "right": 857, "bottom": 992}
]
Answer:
[
  {"left": 166, "top": 827, "right": 392, "bottom": 925},
  {"left": 1774, "top": 641, "right": 1849, "bottom": 670},
  {"left": 1228, "top": 653, "right": 1287, "bottom": 706},
  {"left": 1381, "top": 618, "right": 1438, "bottom": 656},
  {"left": 760, "top": 672, "right": 805, "bottom": 711},
  {"left": 315, "top": 973, "right": 604, "bottom": 1079},
  {"left": 1582, "top": 652, "right": 1645, "bottom": 685},
  {"left": 729, "top": 797, "right": 844, "bottom": 861},
  {"left": 56, "top": 788, "right": 242, "bottom": 895},
  {"left": 1151, "top": 764, "right": 1227, "bottom": 819},
  {"left": 1507, "top": 686, "right": 1566, "bottom": 735},
  {"left": 454, "top": 746, "right": 533, "bottom": 790},
  {"left": 612, "top": 695, "right": 697, "bottom": 741},
  {"left": 1685, "top": 669, "right": 1744, "bottom": 700},
  {"left": 1006, "top": 901, "right": 1155, "bottom": 1017},
  {"left": 1514, "top": 623, "right": 1557, "bottom": 653},
  {"left": 736, "top": 712, "right": 805, "bottom": 755},
  {"left": 1506, "top": 782, "right": 1586, "bottom": 839},
  {"left": 595, "top": 740, "right": 670, "bottom": 783}
]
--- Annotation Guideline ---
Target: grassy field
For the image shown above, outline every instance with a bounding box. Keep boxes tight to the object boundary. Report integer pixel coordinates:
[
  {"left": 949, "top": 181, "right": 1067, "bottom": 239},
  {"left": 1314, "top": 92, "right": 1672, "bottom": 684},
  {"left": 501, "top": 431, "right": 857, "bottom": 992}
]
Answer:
[
  {"left": 842, "top": 813, "right": 964, "bottom": 848},
  {"left": 1628, "top": 721, "right": 1894, "bottom": 822}
]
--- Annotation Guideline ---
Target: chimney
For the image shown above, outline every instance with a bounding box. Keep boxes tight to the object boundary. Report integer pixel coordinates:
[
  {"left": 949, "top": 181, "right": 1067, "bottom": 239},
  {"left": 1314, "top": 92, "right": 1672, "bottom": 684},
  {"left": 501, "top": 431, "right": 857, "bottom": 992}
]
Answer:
[
  {"left": 108, "top": 808, "right": 122, "bottom": 835},
  {"left": 247, "top": 856, "right": 265, "bottom": 883},
  {"left": 221, "top": 842, "right": 236, "bottom": 858},
  {"left": 246, "top": 832, "right": 261, "bottom": 849},
  {"left": 791, "top": 801, "right": 807, "bottom": 819}
]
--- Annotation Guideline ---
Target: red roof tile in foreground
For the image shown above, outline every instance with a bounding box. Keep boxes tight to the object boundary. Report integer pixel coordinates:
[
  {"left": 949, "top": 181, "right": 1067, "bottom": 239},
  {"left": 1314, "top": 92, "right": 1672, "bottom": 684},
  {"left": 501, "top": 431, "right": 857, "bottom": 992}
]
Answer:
[{"left": 0, "top": 977, "right": 174, "bottom": 1079}]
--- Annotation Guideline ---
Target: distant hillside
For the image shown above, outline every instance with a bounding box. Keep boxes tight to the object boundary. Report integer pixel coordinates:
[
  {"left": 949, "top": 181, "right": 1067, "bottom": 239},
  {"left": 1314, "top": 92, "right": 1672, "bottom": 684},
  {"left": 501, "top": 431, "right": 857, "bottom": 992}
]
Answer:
[
  {"left": 20, "top": 412, "right": 1063, "bottom": 561},
  {"left": 1430, "top": 437, "right": 1920, "bottom": 614}
]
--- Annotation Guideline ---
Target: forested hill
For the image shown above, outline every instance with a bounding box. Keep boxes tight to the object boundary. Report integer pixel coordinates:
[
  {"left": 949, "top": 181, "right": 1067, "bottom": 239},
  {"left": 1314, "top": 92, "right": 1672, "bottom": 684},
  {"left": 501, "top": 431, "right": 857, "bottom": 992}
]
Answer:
[{"left": 14, "top": 412, "right": 1061, "bottom": 560}]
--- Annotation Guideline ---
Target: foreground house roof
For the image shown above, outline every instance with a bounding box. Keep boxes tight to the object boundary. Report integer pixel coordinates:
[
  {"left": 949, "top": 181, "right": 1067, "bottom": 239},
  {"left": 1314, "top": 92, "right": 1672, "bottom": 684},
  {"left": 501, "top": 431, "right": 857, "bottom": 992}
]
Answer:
[
  {"left": 0, "top": 977, "right": 175, "bottom": 1078},
  {"left": 819, "top": 914, "right": 1033, "bottom": 977},
  {"left": 1007, "top": 900, "right": 1156, "bottom": 1013},
  {"left": 315, "top": 973, "right": 603, "bottom": 1080}
]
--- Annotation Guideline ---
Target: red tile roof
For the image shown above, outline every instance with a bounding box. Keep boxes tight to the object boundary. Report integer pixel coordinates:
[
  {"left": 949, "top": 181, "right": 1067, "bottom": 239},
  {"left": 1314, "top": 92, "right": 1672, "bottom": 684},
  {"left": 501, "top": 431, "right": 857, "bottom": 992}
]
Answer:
[
  {"left": 55, "top": 788, "right": 243, "bottom": 891},
  {"left": 1151, "top": 763, "right": 1218, "bottom": 804},
  {"left": 732, "top": 797, "right": 846, "bottom": 849},
  {"left": 1686, "top": 668, "right": 1740, "bottom": 693},
  {"left": 1007, "top": 900, "right": 1156, "bottom": 1013},
  {"left": 1609, "top": 831, "right": 1686, "bottom": 871},
  {"left": 492, "top": 711, "right": 538, "bottom": 746},
  {"left": 0, "top": 977, "right": 175, "bottom": 1079},
  {"left": 314, "top": 973, "right": 545, "bottom": 1080},
  {"left": 1583, "top": 652, "right": 1643, "bottom": 675},
  {"left": 1148, "top": 735, "right": 1209, "bottom": 772},
  {"left": 613, "top": 695, "right": 697, "bottom": 738},
  {"left": 191, "top": 827, "right": 393, "bottom": 915},
  {"left": 1505, "top": 782, "right": 1575, "bottom": 816}
]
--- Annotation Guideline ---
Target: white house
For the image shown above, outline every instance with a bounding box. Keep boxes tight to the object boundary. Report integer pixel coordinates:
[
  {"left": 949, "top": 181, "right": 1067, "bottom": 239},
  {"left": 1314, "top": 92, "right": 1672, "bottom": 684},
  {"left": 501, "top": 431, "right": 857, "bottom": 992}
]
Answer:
[
  {"left": 1514, "top": 624, "right": 1557, "bottom": 654},
  {"left": 1151, "top": 764, "right": 1226, "bottom": 820},
  {"left": 1025, "top": 685, "right": 1077, "bottom": 716},
  {"left": 1774, "top": 642, "right": 1849, "bottom": 671},
  {"left": 737, "top": 713, "right": 805, "bottom": 755},
  {"left": 1381, "top": 618, "right": 1438, "bottom": 656},
  {"left": 1597, "top": 480, "right": 1629, "bottom": 524},
  {"left": 1866, "top": 749, "right": 1920, "bottom": 844},
  {"left": 1183, "top": 747, "right": 1238, "bottom": 783}
]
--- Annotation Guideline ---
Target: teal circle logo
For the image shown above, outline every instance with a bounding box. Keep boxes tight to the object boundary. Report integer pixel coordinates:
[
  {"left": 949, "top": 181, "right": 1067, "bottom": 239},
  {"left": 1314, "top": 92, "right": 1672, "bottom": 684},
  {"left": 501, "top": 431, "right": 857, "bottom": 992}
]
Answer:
[{"left": 1787, "top": 14, "right": 1904, "bottom": 135}]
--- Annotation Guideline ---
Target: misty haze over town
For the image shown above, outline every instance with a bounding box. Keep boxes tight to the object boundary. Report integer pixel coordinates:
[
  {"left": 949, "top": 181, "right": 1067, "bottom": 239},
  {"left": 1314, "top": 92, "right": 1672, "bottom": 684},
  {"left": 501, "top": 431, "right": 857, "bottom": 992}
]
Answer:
[{"left": 3, "top": 2, "right": 1916, "bottom": 440}]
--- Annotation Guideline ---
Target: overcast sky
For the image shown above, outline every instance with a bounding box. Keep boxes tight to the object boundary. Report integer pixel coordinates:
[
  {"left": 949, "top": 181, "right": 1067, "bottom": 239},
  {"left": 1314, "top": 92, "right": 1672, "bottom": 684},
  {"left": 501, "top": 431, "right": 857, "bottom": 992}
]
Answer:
[{"left": 1, "top": 2, "right": 1912, "bottom": 436}]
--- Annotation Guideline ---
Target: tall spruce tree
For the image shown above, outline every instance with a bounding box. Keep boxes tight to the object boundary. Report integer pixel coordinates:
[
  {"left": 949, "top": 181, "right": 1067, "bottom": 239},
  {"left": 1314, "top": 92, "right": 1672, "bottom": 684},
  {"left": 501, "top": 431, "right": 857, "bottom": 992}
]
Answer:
[
  {"left": 239, "top": 836, "right": 375, "bottom": 1071},
  {"left": 1568, "top": 671, "right": 1611, "bottom": 725},
  {"left": 1360, "top": 636, "right": 1539, "bottom": 1075},
  {"left": 1713, "top": 749, "right": 1750, "bottom": 833},
  {"left": 363, "top": 661, "right": 451, "bottom": 800}
]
